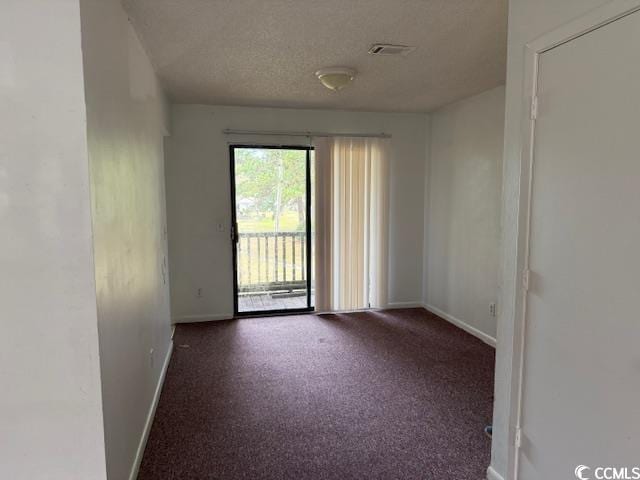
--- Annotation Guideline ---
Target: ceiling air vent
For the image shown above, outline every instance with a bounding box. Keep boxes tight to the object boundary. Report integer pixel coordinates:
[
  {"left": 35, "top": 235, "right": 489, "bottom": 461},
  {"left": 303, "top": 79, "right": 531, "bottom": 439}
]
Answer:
[{"left": 368, "top": 44, "right": 416, "bottom": 56}]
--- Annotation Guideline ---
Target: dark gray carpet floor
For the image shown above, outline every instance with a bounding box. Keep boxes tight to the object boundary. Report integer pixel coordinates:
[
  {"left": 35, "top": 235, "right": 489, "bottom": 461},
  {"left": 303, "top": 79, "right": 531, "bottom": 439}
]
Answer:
[{"left": 138, "top": 308, "right": 494, "bottom": 479}]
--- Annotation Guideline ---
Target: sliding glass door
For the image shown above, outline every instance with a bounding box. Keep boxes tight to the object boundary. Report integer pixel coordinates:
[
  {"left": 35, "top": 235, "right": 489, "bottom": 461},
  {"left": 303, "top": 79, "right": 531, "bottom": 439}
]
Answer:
[{"left": 230, "top": 145, "right": 313, "bottom": 315}]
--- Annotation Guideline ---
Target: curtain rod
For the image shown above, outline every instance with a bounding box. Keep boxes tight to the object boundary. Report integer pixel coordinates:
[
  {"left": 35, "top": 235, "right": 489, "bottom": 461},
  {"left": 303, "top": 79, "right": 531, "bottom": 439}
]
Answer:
[{"left": 223, "top": 128, "right": 391, "bottom": 139}]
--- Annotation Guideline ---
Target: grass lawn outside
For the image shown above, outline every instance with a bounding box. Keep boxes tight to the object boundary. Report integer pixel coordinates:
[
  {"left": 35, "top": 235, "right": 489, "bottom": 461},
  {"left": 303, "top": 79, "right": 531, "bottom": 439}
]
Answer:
[{"left": 237, "top": 211, "right": 303, "bottom": 233}]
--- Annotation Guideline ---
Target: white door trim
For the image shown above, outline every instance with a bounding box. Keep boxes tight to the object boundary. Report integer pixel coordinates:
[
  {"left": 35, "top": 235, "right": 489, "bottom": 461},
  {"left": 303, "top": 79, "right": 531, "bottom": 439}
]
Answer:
[{"left": 507, "top": 2, "right": 640, "bottom": 479}]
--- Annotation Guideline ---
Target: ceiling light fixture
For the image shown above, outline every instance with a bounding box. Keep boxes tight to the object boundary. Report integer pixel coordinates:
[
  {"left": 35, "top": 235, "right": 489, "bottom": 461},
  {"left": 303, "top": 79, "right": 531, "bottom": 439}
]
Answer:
[{"left": 315, "top": 67, "right": 356, "bottom": 91}]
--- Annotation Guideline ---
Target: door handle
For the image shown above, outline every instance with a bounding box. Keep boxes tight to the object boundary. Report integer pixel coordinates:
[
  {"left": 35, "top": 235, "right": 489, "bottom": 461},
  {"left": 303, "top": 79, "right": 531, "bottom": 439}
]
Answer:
[{"left": 231, "top": 222, "right": 239, "bottom": 243}]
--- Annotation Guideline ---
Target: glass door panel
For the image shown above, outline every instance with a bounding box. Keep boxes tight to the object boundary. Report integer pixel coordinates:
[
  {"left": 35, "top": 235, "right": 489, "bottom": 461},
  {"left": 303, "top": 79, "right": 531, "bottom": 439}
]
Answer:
[{"left": 230, "top": 146, "right": 313, "bottom": 315}]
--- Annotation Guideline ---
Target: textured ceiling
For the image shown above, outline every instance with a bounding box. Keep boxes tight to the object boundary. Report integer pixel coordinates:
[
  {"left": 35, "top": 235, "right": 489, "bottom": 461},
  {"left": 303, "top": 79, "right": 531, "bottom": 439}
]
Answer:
[{"left": 122, "top": 0, "right": 507, "bottom": 112}]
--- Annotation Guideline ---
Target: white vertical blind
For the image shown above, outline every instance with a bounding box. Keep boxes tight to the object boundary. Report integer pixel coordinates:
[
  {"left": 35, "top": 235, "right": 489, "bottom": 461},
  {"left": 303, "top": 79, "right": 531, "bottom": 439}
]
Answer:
[{"left": 314, "top": 137, "right": 389, "bottom": 311}]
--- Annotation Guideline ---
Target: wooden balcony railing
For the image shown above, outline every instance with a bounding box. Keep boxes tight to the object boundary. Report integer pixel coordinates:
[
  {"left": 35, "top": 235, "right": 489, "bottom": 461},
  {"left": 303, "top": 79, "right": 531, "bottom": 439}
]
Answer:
[{"left": 237, "top": 231, "right": 308, "bottom": 293}]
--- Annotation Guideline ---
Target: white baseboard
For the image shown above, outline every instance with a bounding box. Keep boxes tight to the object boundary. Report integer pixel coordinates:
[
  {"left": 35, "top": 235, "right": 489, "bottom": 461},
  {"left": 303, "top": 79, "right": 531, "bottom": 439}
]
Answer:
[
  {"left": 128, "top": 340, "right": 174, "bottom": 480},
  {"left": 172, "top": 313, "right": 234, "bottom": 324},
  {"left": 385, "top": 301, "right": 425, "bottom": 309},
  {"left": 422, "top": 303, "right": 496, "bottom": 348},
  {"left": 486, "top": 466, "right": 505, "bottom": 480}
]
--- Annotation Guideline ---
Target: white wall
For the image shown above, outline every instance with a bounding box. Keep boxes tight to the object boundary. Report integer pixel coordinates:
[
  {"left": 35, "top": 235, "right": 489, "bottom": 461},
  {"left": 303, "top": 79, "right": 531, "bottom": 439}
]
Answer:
[
  {"left": 79, "top": 0, "right": 173, "bottom": 478},
  {"left": 424, "top": 86, "right": 504, "bottom": 343},
  {"left": 491, "top": 1, "right": 612, "bottom": 479},
  {"left": 166, "top": 105, "right": 428, "bottom": 321},
  {"left": 0, "top": 1, "right": 107, "bottom": 479}
]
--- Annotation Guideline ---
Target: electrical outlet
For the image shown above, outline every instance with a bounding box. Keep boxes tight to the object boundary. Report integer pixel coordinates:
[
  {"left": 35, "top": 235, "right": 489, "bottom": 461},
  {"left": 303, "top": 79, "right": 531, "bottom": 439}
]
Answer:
[
  {"left": 489, "top": 303, "right": 497, "bottom": 317},
  {"left": 196, "top": 288, "right": 203, "bottom": 298},
  {"left": 149, "top": 348, "right": 155, "bottom": 368}
]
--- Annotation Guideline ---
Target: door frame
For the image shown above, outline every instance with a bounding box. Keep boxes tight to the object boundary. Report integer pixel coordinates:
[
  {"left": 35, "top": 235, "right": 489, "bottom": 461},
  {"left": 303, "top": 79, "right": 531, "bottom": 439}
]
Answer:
[
  {"left": 229, "top": 144, "right": 314, "bottom": 317},
  {"left": 507, "top": 1, "right": 640, "bottom": 478}
]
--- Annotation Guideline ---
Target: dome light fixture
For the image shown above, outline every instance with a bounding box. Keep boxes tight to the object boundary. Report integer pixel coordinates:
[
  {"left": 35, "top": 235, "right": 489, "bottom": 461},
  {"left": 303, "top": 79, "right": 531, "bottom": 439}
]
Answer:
[{"left": 315, "top": 67, "right": 356, "bottom": 91}]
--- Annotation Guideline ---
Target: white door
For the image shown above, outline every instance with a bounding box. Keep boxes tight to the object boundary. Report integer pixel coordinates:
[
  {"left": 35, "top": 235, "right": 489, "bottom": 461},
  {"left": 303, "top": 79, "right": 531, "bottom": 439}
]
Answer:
[{"left": 519, "top": 10, "right": 640, "bottom": 480}]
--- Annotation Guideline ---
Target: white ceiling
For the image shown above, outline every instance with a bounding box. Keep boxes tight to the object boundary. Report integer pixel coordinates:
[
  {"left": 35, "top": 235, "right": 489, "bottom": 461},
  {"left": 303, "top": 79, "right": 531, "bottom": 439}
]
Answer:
[{"left": 122, "top": 0, "right": 507, "bottom": 113}]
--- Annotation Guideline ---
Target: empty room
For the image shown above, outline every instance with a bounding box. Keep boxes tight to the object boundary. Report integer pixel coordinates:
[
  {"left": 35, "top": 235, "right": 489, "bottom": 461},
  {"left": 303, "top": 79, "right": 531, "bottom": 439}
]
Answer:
[{"left": 2, "top": 1, "right": 639, "bottom": 479}]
